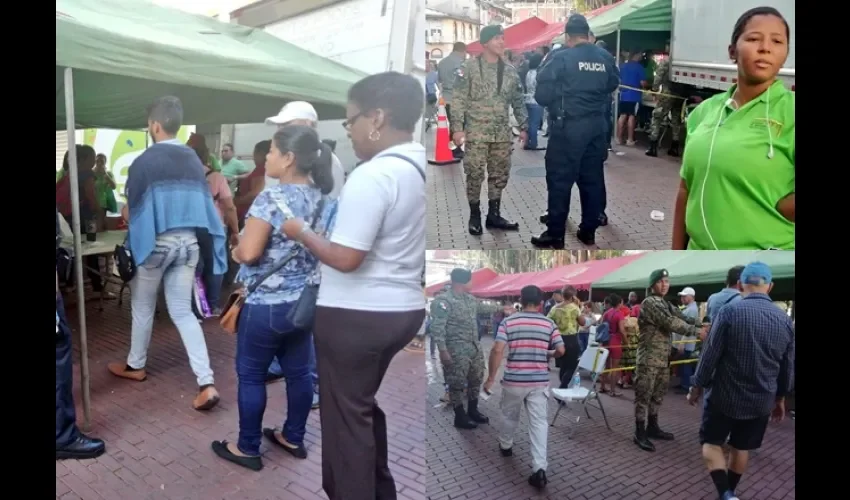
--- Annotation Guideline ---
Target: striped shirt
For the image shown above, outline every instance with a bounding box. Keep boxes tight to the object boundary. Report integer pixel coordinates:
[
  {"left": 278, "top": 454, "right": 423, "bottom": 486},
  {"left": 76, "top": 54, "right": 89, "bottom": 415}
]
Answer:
[{"left": 496, "top": 311, "right": 563, "bottom": 388}]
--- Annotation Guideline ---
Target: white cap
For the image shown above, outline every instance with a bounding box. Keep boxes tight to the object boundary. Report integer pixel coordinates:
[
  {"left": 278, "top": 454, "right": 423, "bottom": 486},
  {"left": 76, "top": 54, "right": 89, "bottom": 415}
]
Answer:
[
  {"left": 265, "top": 101, "right": 318, "bottom": 125},
  {"left": 678, "top": 287, "right": 696, "bottom": 297}
]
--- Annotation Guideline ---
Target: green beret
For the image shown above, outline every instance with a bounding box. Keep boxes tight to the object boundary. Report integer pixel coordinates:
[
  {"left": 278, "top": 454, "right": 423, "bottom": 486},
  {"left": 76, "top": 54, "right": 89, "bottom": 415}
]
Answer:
[
  {"left": 480, "top": 25, "right": 504, "bottom": 45},
  {"left": 450, "top": 268, "right": 472, "bottom": 285},
  {"left": 649, "top": 269, "right": 669, "bottom": 287}
]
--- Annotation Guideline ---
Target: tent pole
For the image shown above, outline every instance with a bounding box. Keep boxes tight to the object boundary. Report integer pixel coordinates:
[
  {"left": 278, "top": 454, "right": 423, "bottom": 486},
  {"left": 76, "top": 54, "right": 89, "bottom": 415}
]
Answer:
[
  {"left": 613, "top": 28, "right": 621, "bottom": 139},
  {"left": 64, "top": 67, "right": 92, "bottom": 432}
]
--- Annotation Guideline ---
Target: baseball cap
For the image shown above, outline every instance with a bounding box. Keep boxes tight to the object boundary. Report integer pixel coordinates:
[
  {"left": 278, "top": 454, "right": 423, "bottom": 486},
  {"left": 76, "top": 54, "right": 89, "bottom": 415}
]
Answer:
[
  {"left": 678, "top": 287, "right": 696, "bottom": 297},
  {"left": 740, "top": 261, "right": 773, "bottom": 285},
  {"left": 265, "top": 101, "right": 318, "bottom": 126}
]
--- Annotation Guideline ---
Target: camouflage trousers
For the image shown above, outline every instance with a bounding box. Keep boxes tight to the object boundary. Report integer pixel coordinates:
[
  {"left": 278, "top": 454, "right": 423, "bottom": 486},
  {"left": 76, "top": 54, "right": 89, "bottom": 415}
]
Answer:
[
  {"left": 445, "top": 346, "right": 485, "bottom": 407},
  {"left": 648, "top": 96, "right": 684, "bottom": 142},
  {"left": 633, "top": 364, "right": 670, "bottom": 422},
  {"left": 464, "top": 141, "right": 513, "bottom": 203}
]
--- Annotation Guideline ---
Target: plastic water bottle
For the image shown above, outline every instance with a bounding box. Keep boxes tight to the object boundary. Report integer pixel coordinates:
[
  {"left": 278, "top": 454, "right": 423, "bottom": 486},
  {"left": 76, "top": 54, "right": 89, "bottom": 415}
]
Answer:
[{"left": 571, "top": 373, "right": 581, "bottom": 389}]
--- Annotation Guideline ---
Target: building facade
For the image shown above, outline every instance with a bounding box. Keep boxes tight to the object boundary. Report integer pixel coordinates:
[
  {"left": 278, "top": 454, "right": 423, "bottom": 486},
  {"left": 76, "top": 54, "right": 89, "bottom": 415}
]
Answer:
[
  {"left": 507, "top": 0, "right": 574, "bottom": 24},
  {"left": 426, "top": 8, "right": 480, "bottom": 61}
]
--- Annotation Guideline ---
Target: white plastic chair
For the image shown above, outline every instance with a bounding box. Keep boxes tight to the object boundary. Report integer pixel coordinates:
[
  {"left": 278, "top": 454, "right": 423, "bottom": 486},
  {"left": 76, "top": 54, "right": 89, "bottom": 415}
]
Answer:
[{"left": 550, "top": 346, "right": 612, "bottom": 436}]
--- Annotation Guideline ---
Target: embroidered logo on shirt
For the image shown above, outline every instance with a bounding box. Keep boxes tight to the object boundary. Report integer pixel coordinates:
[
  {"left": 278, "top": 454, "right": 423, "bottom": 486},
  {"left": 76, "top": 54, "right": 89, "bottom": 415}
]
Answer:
[{"left": 750, "top": 118, "right": 783, "bottom": 135}]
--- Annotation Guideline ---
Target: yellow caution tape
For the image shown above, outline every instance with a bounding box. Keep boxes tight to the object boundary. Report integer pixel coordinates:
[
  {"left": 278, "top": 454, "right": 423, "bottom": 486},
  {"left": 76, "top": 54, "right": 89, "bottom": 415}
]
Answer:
[
  {"left": 617, "top": 84, "right": 689, "bottom": 122},
  {"left": 600, "top": 357, "right": 698, "bottom": 375}
]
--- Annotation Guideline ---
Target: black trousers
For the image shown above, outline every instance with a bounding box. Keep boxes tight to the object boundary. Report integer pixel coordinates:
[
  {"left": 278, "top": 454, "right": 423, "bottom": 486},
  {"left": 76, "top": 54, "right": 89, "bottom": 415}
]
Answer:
[
  {"left": 557, "top": 334, "right": 582, "bottom": 388},
  {"left": 56, "top": 294, "right": 80, "bottom": 448}
]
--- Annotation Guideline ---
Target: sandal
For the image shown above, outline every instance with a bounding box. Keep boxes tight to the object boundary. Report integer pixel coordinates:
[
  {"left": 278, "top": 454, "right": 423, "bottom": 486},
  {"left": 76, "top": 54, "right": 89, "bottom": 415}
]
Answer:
[
  {"left": 211, "top": 440, "right": 263, "bottom": 471},
  {"left": 262, "top": 428, "right": 307, "bottom": 459}
]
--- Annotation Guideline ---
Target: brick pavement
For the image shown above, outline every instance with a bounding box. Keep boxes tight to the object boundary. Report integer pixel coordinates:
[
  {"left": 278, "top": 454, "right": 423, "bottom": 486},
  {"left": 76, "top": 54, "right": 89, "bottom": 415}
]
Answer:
[
  {"left": 57, "top": 297, "right": 426, "bottom": 500},
  {"left": 426, "top": 131, "right": 681, "bottom": 250},
  {"left": 425, "top": 337, "right": 795, "bottom": 500}
]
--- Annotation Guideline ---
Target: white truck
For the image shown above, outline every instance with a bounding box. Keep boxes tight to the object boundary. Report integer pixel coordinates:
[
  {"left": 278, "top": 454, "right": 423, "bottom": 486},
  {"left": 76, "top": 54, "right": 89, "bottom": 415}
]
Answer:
[
  {"left": 226, "top": 0, "right": 426, "bottom": 175},
  {"left": 670, "top": 0, "right": 795, "bottom": 93}
]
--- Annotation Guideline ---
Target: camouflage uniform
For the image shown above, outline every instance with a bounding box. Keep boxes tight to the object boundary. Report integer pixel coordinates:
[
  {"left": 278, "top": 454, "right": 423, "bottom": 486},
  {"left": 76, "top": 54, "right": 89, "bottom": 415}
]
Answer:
[
  {"left": 430, "top": 290, "right": 485, "bottom": 408},
  {"left": 451, "top": 56, "right": 528, "bottom": 234},
  {"left": 646, "top": 58, "right": 684, "bottom": 157}
]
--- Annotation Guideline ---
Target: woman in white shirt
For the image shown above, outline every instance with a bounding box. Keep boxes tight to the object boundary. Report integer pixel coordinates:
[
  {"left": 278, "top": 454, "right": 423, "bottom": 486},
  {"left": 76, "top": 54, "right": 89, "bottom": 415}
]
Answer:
[{"left": 281, "top": 72, "right": 426, "bottom": 500}]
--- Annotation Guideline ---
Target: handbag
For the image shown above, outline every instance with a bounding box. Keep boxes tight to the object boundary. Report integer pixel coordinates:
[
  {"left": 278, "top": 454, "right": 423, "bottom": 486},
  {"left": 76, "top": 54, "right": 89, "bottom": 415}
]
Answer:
[
  {"left": 114, "top": 237, "right": 137, "bottom": 283},
  {"left": 285, "top": 198, "right": 327, "bottom": 331},
  {"left": 220, "top": 197, "right": 326, "bottom": 334}
]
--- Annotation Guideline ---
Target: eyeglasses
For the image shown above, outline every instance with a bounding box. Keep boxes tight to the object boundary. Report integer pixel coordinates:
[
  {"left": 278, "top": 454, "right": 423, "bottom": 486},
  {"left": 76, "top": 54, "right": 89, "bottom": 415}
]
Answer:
[{"left": 342, "top": 111, "right": 366, "bottom": 130}]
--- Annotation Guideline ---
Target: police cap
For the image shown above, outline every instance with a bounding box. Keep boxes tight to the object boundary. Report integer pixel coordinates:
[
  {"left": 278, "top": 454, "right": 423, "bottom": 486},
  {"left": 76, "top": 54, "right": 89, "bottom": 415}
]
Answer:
[
  {"left": 565, "top": 14, "right": 590, "bottom": 36},
  {"left": 450, "top": 268, "right": 472, "bottom": 284},
  {"left": 649, "top": 269, "right": 669, "bottom": 287}
]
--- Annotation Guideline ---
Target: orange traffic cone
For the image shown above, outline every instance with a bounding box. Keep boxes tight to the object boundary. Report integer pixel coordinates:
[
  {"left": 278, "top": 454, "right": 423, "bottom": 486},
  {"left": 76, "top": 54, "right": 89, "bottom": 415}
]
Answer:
[{"left": 428, "top": 98, "right": 461, "bottom": 166}]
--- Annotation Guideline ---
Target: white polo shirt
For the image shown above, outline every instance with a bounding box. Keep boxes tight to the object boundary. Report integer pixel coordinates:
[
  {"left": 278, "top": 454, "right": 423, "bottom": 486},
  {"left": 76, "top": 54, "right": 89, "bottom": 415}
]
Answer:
[{"left": 317, "top": 141, "right": 426, "bottom": 312}]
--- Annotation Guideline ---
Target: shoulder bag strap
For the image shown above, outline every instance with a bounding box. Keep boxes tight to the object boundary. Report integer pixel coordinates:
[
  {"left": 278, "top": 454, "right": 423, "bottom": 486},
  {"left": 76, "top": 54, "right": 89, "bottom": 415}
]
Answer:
[{"left": 378, "top": 153, "right": 426, "bottom": 182}]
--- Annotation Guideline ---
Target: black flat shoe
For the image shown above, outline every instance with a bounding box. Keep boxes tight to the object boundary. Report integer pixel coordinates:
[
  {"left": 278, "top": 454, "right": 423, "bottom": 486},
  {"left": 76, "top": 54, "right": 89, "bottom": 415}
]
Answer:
[
  {"left": 211, "top": 440, "right": 263, "bottom": 471},
  {"left": 263, "top": 428, "right": 308, "bottom": 459},
  {"left": 56, "top": 435, "right": 105, "bottom": 460}
]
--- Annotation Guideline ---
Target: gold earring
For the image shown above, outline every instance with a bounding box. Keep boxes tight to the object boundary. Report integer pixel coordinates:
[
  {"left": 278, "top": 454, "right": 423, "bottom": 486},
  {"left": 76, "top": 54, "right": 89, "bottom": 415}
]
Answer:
[{"left": 369, "top": 129, "right": 381, "bottom": 142}]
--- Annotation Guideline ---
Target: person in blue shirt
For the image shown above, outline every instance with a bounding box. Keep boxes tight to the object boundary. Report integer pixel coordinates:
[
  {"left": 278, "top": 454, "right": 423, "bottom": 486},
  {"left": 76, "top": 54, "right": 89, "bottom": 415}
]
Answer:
[
  {"left": 532, "top": 14, "right": 620, "bottom": 249},
  {"left": 617, "top": 51, "right": 647, "bottom": 146}
]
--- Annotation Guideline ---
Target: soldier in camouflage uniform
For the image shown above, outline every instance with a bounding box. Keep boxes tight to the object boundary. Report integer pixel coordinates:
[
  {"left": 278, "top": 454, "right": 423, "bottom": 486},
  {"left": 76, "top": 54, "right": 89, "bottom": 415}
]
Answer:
[
  {"left": 634, "top": 269, "right": 704, "bottom": 452},
  {"left": 451, "top": 24, "right": 529, "bottom": 237},
  {"left": 429, "top": 268, "right": 489, "bottom": 429},
  {"left": 646, "top": 42, "right": 685, "bottom": 158}
]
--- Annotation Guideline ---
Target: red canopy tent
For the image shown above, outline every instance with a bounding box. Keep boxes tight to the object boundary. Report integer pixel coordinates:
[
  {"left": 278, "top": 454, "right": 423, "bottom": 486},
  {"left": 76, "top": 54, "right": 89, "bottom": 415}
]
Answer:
[
  {"left": 425, "top": 268, "right": 498, "bottom": 297},
  {"left": 515, "top": 21, "right": 565, "bottom": 52},
  {"left": 468, "top": 254, "right": 643, "bottom": 298},
  {"left": 466, "top": 17, "right": 549, "bottom": 55}
]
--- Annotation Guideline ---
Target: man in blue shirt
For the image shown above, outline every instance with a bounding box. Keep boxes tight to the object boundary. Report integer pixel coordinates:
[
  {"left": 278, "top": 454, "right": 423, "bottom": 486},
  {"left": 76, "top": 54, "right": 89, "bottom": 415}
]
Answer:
[
  {"left": 688, "top": 262, "right": 794, "bottom": 500},
  {"left": 617, "top": 51, "right": 647, "bottom": 146},
  {"left": 705, "top": 266, "right": 744, "bottom": 323}
]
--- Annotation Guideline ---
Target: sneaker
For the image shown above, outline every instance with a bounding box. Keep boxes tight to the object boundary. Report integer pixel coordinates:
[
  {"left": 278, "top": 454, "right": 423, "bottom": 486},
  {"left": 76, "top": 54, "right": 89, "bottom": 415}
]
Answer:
[
  {"left": 721, "top": 492, "right": 740, "bottom": 500},
  {"left": 626, "top": 140, "right": 636, "bottom": 146},
  {"left": 312, "top": 392, "right": 320, "bottom": 409},
  {"left": 528, "top": 469, "right": 548, "bottom": 489}
]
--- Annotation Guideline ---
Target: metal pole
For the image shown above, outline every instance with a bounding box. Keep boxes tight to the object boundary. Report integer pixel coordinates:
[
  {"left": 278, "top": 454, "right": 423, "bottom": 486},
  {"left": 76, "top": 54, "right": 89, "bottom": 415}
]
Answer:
[
  {"left": 64, "top": 67, "right": 92, "bottom": 431},
  {"left": 613, "top": 28, "right": 621, "bottom": 141}
]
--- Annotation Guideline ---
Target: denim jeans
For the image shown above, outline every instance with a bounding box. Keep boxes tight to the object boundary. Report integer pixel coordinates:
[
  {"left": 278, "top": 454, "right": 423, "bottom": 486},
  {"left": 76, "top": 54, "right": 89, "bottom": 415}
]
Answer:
[
  {"left": 128, "top": 229, "right": 214, "bottom": 386},
  {"left": 679, "top": 351, "right": 695, "bottom": 389},
  {"left": 526, "top": 103, "right": 544, "bottom": 149},
  {"left": 237, "top": 301, "right": 313, "bottom": 456},
  {"left": 196, "top": 254, "right": 223, "bottom": 310},
  {"left": 578, "top": 331, "right": 589, "bottom": 353},
  {"left": 269, "top": 334, "right": 319, "bottom": 388}
]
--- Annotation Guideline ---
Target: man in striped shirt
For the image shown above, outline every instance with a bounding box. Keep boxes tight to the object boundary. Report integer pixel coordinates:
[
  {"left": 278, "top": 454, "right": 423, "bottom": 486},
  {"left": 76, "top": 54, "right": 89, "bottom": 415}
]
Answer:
[{"left": 484, "top": 285, "right": 565, "bottom": 490}]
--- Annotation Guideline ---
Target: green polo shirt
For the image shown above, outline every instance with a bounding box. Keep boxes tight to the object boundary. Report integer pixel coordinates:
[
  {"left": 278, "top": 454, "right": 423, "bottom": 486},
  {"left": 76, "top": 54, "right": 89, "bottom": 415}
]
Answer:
[{"left": 680, "top": 80, "right": 794, "bottom": 250}]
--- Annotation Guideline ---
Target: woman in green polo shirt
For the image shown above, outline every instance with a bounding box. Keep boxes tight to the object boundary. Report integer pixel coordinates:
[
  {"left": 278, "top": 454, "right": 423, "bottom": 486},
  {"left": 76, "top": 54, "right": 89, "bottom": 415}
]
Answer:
[{"left": 673, "top": 7, "right": 794, "bottom": 250}]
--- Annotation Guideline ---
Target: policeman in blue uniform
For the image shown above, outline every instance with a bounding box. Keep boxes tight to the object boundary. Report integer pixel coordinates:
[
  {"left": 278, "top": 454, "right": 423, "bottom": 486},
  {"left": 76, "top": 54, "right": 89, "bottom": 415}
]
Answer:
[{"left": 531, "top": 14, "right": 619, "bottom": 248}]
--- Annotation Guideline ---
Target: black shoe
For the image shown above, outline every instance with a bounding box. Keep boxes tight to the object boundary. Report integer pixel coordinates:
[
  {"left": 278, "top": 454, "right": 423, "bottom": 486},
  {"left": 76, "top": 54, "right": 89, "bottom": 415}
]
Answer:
[
  {"left": 499, "top": 446, "right": 513, "bottom": 457},
  {"left": 529, "top": 469, "right": 548, "bottom": 489},
  {"left": 647, "top": 415, "right": 675, "bottom": 441},
  {"left": 531, "top": 231, "right": 565, "bottom": 249},
  {"left": 539, "top": 211, "right": 549, "bottom": 224},
  {"left": 467, "top": 398, "right": 489, "bottom": 424},
  {"left": 265, "top": 372, "right": 285, "bottom": 384},
  {"left": 576, "top": 228, "right": 596, "bottom": 246},
  {"left": 263, "top": 428, "right": 308, "bottom": 459},
  {"left": 454, "top": 405, "right": 478, "bottom": 429},
  {"left": 56, "top": 435, "right": 106, "bottom": 460},
  {"left": 645, "top": 140, "right": 659, "bottom": 157},
  {"left": 598, "top": 213, "right": 609, "bottom": 227},
  {"left": 633, "top": 420, "right": 656, "bottom": 452},
  {"left": 468, "top": 202, "right": 483, "bottom": 236},
  {"left": 667, "top": 140, "right": 681, "bottom": 157},
  {"left": 485, "top": 199, "right": 519, "bottom": 231},
  {"left": 452, "top": 148, "right": 465, "bottom": 160},
  {"left": 211, "top": 440, "right": 263, "bottom": 471}
]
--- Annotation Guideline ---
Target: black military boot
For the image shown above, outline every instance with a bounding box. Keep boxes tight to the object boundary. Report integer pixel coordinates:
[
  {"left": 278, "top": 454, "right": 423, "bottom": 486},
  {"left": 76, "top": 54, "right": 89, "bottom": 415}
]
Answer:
[
  {"left": 645, "top": 140, "right": 659, "bottom": 157},
  {"left": 531, "top": 231, "right": 564, "bottom": 249},
  {"left": 598, "top": 213, "right": 609, "bottom": 227},
  {"left": 667, "top": 140, "right": 681, "bottom": 157},
  {"left": 467, "top": 398, "right": 489, "bottom": 424},
  {"left": 647, "top": 414, "right": 675, "bottom": 440},
  {"left": 454, "top": 405, "right": 478, "bottom": 429},
  {"left": 539, "top": 211, "right": 549, "bottom": 224},
  {"left": 633, "top": 420, "right": 656, "bottom": 452},
  {"left": 468, "top": 202, "right": 483, "bottom": 236},
  {"left": 485, "top": 199, "right": 519, "bottom": 231},
  {"left": 576, "top": 228, "right": 596, "bottom": 246},
  {"left": 528, "top": 469, "right": 548, "bottom": 490}
]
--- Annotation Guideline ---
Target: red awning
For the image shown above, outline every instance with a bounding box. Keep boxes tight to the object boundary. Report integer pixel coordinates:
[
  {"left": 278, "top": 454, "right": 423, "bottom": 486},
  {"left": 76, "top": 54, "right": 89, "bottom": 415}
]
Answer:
[
  {"left": 468, "top": 254, "right": 643, "bottom": 298},
  {"left": 512, "top": 21, "right": 565, "bottom": 53},
  {"left": 425, "top": 268, "right": 498, "bottom": 297},
  {"left": 466, "top": 17, "right": 550, "bottom": 55}
]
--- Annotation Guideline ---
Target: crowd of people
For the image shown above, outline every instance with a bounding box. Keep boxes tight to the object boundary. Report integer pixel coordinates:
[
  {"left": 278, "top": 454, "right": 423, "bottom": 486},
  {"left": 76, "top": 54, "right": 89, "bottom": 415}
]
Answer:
[
  {"left": 426, "top": 6, "right": 795, "bottom": 250},
  {"left": 56, "top": 70, "right": 427, "bottom": 500},
  {"left": 428, "top": 261, "right": 794, "bottom": 500}
]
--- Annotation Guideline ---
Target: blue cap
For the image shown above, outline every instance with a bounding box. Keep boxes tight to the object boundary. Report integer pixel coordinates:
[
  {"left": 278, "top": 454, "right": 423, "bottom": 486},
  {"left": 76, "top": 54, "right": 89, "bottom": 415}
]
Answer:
[{"left": 740, "top": 261, "right": 772, "bottom": 285}]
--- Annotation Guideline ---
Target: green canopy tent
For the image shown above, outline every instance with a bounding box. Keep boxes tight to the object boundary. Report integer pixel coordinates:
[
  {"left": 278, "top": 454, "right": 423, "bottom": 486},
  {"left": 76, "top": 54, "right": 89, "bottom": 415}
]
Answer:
[
  {"left": 57, "top": 0, "right": 366, "bottom": 429},
  {"left": 590, "top": 250, "right": 795, "bottom": 301}
]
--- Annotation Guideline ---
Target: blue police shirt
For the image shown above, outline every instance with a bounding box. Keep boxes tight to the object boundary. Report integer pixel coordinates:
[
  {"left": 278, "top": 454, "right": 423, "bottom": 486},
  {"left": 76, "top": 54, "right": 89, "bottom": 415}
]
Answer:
[
  {"left": 619, "top": 61, "right": 645, "bottom": 102},
  {"left": 535, "top": 42, "right": 620, "bottom": 121}
]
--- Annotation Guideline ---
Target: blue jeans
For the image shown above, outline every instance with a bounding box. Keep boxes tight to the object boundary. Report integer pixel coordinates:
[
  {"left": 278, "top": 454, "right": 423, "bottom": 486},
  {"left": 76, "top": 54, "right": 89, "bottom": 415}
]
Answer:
[
  {"left": 578, "top": 331, "right": 589, "bottom": 353},
  {"left": 526, "top": 103, "right": 544, "bottom": 148},
  {"left": 269, "top": 334, "right": 319, "bottom": 387},
  {"left": 197, "top": 255, "right": 223, "bottom": 311},
  {"left": 679, "top": 351, "right": 695, "bottom": 389},
  {"left": 236, "top": 301, "right": 313, "bottom": 456}
]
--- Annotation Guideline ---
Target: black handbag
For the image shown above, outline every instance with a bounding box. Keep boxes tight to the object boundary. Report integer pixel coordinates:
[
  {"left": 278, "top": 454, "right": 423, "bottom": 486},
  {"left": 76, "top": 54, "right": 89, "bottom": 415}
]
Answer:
[
  {"left": 114, "top": 237, "right": 137, "bottom": 283},
  {"left": 286, "top": 198, "right": 326, "bottom": 331}
]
